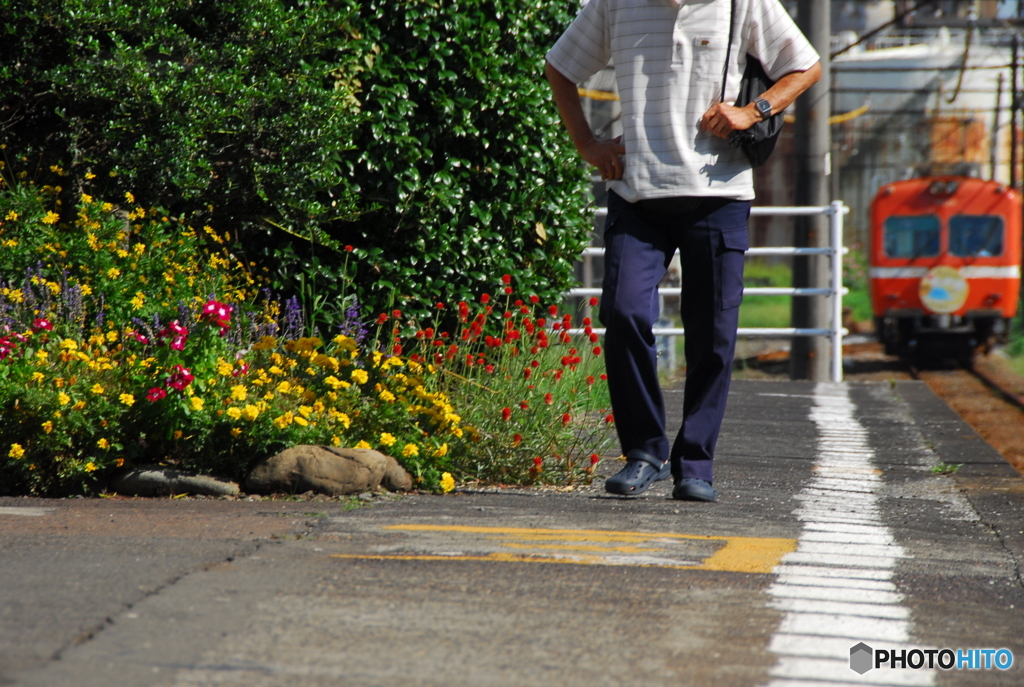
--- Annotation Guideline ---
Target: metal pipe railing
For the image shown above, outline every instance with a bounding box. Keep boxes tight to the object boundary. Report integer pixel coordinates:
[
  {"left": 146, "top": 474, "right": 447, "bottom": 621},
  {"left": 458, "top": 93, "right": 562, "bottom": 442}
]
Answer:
[{"left": 568, "top": 201, "right": 850, "bottom": 382}]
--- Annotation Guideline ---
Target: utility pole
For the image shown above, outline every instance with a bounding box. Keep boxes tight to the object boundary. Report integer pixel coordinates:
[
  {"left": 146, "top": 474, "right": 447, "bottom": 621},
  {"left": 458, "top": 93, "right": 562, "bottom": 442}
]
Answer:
[{"left": 790, "top": 0, "right": 832, "bottom": 381}]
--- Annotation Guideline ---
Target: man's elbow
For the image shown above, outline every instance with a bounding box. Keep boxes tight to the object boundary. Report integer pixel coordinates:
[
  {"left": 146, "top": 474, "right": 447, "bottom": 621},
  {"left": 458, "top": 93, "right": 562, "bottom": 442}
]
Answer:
[{"left": 804, "top": 61, "right": 822, "bottom": 86}]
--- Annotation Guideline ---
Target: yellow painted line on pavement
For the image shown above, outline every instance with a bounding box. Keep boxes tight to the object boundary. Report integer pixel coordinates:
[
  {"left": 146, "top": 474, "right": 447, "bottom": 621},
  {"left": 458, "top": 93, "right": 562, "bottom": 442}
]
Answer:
[{"left": 330, "top": 525, "right": 796, "bottom": 574}]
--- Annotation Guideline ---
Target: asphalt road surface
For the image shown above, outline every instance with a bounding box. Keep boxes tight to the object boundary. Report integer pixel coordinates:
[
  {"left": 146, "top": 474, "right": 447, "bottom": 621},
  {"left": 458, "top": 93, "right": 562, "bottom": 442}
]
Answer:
[{"left": 2, "top": 380, "right": 1022, "bottom": 686}]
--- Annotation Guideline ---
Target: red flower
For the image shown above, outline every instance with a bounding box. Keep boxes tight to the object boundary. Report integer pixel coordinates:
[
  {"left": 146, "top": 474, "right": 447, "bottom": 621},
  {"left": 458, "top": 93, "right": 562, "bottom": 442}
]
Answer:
[
  {"left": 529, "top": 295, "right": 539, "bottom": 304},
  {"left": 589, "top": 297, "right": 599, "bottom": 306},
  {"left": 587, "top": 375, "right": 595, "bottom": 386},
  {"left": 485, "top": 364, "right": 495, "bottom": 374},
  {"left": 590, "top": 453, "right": 600, "bottom": 465},
  {"left": 170, "top": 336, "right": 187, "bottom": 351},
  {"left": 344, "top": 245, "right": 354, "bottom": 252},
  {"left": 605, "top": 414, "right": 614, "bottom": 424},
  {"left": 600, "top": 373, "right": 608, "bottom": 381},
  {"left": 165, "top": 365, "right": 195, "bottom": 391},
  {"left": 501, "top": 407, "right": 512, "bottom": 421},
  {"left": 436, "top": 302, "right": 445, "bottom": 310},
  {"left": 523, "top": 368, "right": 531, "bottom": 380},
  {"left": 501, "top": 274, "right": 512, "bottom": 284},
  {"left": 520, "top": 400, "right": 529, "bottom": 410},
  {"left": 544, "top": 393, "right": 553, "bottom": 405},
  {"left": 503, "top": 311, "right": 512, "bottom": 319},
  {"left": 530, "top": 360, "right": 539, "bottom": 368},
  {"left": 392, "top": 309, "right": 402, "bottom": 318},
  {"left": 593, "top": 346, "right": 602, "bottom": 356},
  {"left": 31, "top": 318, "right": 53, "bottom": 332},
  {"left": 562, "top": 413, "right": 571, "bottom": 426},
  {"left": 393, "top": 344, "right": 403, "bottom": 355},
  {"left": 377, "top": 313, "right": 388, "bottom": 324},
  {"left": 548, "top": 305, "right": 558, "bottom": 317},
  {"left": 504, "top": 286, "right": 513, "bottom": 294},
  {"left": 232, "top": 361, "right": 249, "bottom": 377},
  {"left": 513, "top": 433, "right": 522, "bottom": 446},
  {"left": 480, "top": 293, "right": 491, "bottom": 304},
  {"left": 589, "top": 333, "right": 599, "bottom": 343},
  {"left": 146, "top": 387, "right": 167, "bottom": 402}
]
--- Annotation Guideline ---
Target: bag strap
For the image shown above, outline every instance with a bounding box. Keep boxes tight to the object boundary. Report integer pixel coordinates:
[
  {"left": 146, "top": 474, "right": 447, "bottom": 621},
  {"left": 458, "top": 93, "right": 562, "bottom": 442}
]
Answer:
[{"left": 720, "top": 0, "right": 737, "bottom": 103}]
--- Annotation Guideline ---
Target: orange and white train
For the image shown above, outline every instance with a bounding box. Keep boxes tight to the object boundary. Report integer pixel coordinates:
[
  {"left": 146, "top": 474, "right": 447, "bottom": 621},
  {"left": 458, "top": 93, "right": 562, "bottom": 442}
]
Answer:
[{"left": 870, "top": 175, "right": 1021, "bottom": 362}]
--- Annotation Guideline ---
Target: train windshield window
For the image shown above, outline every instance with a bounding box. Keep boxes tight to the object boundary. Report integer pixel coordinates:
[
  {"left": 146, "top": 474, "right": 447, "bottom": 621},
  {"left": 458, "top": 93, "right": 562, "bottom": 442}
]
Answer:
[
  {"left": 949, "top": 215, "right": 1004, "bottom": 257},
  {"left": 883, "top": 215, "right": 940, "bottom": 258}
]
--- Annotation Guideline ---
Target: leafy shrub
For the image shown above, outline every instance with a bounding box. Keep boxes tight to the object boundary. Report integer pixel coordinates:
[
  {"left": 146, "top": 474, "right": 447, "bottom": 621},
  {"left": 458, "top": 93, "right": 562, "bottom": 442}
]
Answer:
[{"left": 0, "top": 0, "right": 594, "bottom": 325}]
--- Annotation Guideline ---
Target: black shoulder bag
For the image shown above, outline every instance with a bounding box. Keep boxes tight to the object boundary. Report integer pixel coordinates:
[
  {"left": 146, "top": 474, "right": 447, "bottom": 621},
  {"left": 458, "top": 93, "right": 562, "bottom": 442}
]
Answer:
[{"left": 720, "top": 0, "right": 784, "bottom": 168}]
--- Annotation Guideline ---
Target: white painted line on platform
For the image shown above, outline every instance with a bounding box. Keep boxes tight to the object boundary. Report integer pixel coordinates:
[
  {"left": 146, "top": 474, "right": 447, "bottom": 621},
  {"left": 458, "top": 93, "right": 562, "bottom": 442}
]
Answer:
[
  {"left": 769, "top": 598, "right": 910, "bottom": 620},
  {"left": 0, "top": 507, "right": 54, "bottom": 517},
  {"left": 762, "top": 384, "right": 934, "bottom": 687}
]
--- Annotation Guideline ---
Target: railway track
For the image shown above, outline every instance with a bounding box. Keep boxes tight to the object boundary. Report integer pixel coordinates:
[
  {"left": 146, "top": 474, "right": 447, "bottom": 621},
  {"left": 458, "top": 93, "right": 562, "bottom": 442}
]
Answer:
[{"left": 907, "top": 362, "right": 1024, "bottom": 414}]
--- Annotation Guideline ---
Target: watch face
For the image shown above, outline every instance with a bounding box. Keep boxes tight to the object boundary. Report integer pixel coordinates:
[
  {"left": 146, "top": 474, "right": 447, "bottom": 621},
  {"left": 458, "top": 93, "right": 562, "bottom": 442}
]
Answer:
[{"left": 756, "top": 98, "right": 772, "bottom": 118}]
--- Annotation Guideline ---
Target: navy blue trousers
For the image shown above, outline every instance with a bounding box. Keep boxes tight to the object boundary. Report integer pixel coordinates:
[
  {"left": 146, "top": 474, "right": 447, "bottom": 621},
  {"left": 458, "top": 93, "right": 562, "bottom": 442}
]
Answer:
[{"left": 600, "top": 190, "right": 750, "bottom": 484}]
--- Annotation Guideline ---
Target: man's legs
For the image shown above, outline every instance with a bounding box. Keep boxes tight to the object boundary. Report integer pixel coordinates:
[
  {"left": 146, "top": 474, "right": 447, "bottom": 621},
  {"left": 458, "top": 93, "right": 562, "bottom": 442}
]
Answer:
[
  {"left": 670, "top": 199, "right": 750, "bottom": 485},
  {"left": 599, "top": 191, "right": 676, "bottom": 465}
]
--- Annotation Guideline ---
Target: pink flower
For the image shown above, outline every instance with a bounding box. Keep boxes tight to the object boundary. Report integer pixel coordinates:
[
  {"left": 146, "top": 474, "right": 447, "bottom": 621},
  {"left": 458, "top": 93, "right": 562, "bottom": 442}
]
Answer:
[
  {"left": 31, "top": 318, "right": 53, "bottom": 332},
  {"left": 146, "top": 388, "right": 167, "bottom": 401},
  {"left": 165, "top": 365, "right": 195, "bottom": 391}
]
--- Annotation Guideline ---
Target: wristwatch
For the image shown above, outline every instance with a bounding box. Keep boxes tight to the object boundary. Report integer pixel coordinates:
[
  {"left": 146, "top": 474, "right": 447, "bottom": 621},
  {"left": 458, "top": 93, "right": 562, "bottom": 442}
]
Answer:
[{"left": 754, "top": 97, "right": 773, "bottom": 120}]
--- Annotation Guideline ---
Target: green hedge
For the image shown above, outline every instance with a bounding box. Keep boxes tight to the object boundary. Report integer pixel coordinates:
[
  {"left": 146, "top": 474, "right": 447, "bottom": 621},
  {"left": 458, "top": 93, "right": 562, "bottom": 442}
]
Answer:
[{"left": 0, "top": 0, "right": 592, "bottom": 324}]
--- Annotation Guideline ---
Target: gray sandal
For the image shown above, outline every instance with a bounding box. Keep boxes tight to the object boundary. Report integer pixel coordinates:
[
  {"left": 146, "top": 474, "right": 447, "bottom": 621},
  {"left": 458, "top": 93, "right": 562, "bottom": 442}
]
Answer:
[{"left": 604, "top": 449, "right": 670, "bottom": 496}]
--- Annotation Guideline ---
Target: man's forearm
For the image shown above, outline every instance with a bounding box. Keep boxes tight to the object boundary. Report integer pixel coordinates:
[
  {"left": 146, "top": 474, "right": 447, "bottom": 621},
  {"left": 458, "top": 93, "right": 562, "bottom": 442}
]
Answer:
[
  {"left": 545, "top": 60, "right": 626, "bottom": 181},
  {"left": 545, "top": 61, "right": 596, "bottom": 153},
  {"left": 759, "top": 61, "right": 822, "bottom": 117}
]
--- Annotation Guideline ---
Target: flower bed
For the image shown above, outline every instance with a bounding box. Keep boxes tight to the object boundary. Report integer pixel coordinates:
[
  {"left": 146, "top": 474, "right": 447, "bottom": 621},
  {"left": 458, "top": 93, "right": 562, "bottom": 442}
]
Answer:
[{"left": 0, "top": 182, "right": 613, "bottom": 495}]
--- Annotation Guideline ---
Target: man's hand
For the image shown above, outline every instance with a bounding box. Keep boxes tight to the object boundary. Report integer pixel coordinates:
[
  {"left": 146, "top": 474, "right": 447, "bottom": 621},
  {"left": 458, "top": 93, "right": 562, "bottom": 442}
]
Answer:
[
  {"left": 545, "top": 61, "right": 627, "bottom": 181},
  {"left": 580, "top": 135, "right": 626, "bottom": 181},
  {"left": 699, "top": 102, "right": 759, "bottom": 140}
]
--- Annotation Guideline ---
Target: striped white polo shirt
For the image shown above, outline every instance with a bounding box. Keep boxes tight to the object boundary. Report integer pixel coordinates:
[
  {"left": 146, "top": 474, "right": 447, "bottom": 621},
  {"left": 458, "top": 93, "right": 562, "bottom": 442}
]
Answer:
[{"left": 546, "top": 0, "right": 819, "bottom": 202}]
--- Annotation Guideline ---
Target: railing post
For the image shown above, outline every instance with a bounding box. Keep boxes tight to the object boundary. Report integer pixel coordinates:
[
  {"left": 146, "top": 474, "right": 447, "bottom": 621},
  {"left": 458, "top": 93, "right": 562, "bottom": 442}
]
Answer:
[{"left": 830, "top": 201, "right": 845, "bottom": 383}]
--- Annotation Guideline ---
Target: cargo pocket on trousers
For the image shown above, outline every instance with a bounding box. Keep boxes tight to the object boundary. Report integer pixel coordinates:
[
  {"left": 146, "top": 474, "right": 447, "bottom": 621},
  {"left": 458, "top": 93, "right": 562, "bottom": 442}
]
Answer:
[{"left": 719, "top": 228, "right": 749, "bottom": 310}]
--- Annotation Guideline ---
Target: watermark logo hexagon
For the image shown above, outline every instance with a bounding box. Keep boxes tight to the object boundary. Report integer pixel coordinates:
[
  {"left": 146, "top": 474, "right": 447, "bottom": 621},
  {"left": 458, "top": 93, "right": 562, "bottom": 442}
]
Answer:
[{"left": 850, "top": 642, "right": 874, "bottom": 674}]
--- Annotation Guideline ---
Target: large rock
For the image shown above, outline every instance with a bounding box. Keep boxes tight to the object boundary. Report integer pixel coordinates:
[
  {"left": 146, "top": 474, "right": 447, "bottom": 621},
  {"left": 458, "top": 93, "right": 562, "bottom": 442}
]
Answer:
[
  {"left": 110, "top": 466, "right": 241, "bottom": 497},
  {"left": 246, "top": 446, "right": 413, "bottom": 496}
]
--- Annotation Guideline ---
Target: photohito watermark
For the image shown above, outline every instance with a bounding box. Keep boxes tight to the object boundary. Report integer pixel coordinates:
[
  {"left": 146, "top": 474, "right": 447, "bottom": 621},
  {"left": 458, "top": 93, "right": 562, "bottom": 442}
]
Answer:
[{"left": 850, "top": 643, "right": 1014, "bottom": 674}]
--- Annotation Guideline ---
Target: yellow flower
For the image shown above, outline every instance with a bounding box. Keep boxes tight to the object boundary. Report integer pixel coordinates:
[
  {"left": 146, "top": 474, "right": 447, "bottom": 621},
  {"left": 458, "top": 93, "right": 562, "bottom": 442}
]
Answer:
[
  {"left": 226, "top": 407, "right": 242, "bottom": 420},
  {"left": 119, "top": 393, "right": 135, "bottom": 406},
  {"left": 72, "top": 401, "right": 86, "bottom": 411},
  {"left": 275, "top": 381, "right": 292, "bottom": 394},
  {"left": 324, "top": 375, "right": 349, "bottom": 390},
  {"left": 85, "top": 172, "right": 96, "bottom": 180},
  {"left": 216, "top": 359, "right": 234, "bottom": 376},
  {"left": 253, "top": 336, "right": 277, "bottom": 351},
  {"left": 230, "top": 427, "right": 242, "bottom": 437},
  {"left": 97, "top": 438, "right": 109, "bottom": 450},
  {"left": 115, "top": 458, "right": 125, "bottom": 467},
  {"left": 433, "top": 443, "right": 449, "bottom": 458},
  {"left": 9, "top": 443, "right": 25, "bottom": 459},
  {"left": 41, "top": 211, "right": 60, "bottom": 225},
  {"left": 106, "top": 330, "right": 118, "bottom": 342},
  {"left": 41, "top": 421, "right": 54, "bottom": 434},
  {"left": 293, "top": 416, "right": 309, "bottom": 427},
  {"left": 125, "top": 191, "right": 135, "bottom": 203},
  {"left": 84, "top": 462, "right": 98, "bottom": 472},
  {"left": 379, "top": 389, "right": 396, "bottom": 403},
  {"left": 273, "top": 412, "right": 294, "bottom": 429},
  {"left": 60, "top": 339, "right": 78, "bottom": 351},
  {"left": 190, "top": 396, "right": 205, "bottom": 411},
  {"left": 91, "top": 384, "right": 105, "bottom": 395},
  {"left": 31, "top": 371, "right": 45, "bottom": 383},
  {"left": 4, "top": 211, "right": 18, "bottom": 221},
  {"left": 242, "top": 405, "right": 260, "bottom": 421},
  {"left": 354, "top": 440, "right": 372, "bottom": 449},
  {"left": 130, "top": 292, "right": 145, "bottom": 310},
  {"left": 102, "top": 202, "right": 114, "bottom": 213},
  {"left": 230, "top": 385, "right": 247, "bottom": 401},
  {"left": 58, "top": 392, "right": 71, "bottom": 405},
  {"left": 80, "top": 284, "right": 93, "bottom": 296},
  {"left": 379, "top": 432, "right": 397, "bottom": 447},
  {"left": 81, "top": 193, "right": 93, "bottom": 204},
  {"left": 401, "top": 443, "right": 419, "bottom": 458},
  {"left": 331, "top": 436, "right": 342, "bottom": 447},
  {"left": 440, "top": 472, "right": 455, "bottom": 493},
  {"left": 35, "top": 350, "right": 49, "bottom": 361},
  {"left": 106, "top": 267, "right": 120, "bottom": 279},
  {"left": 350, "top": 369, "right": 369, "bottom": 385}
]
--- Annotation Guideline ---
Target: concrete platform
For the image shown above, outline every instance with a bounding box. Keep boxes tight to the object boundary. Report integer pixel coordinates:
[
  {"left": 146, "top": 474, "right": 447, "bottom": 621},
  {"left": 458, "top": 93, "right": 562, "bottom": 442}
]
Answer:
[{"left": 2, "top": 380, "right": 1022, "bottom": 687}]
